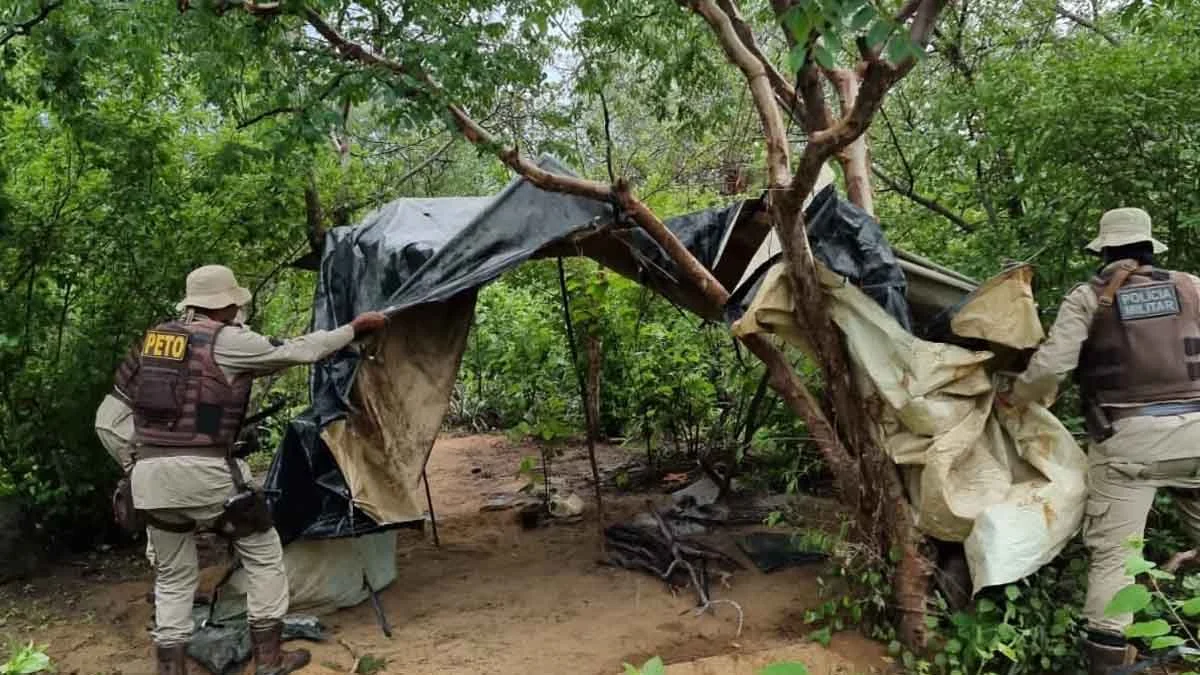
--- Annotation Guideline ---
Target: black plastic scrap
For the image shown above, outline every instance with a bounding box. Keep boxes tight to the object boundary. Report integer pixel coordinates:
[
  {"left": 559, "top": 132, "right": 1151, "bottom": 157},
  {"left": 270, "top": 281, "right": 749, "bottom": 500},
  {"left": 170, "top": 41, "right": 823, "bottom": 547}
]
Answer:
[
  {"left": 186, "top": 610, "right": 325, "bottom": 675},
  {"left": 725, "top": 184, "right": 912, "bottom": 331},
  {"left": 734, "top": 532, "right": 828, "bottom": 574}
]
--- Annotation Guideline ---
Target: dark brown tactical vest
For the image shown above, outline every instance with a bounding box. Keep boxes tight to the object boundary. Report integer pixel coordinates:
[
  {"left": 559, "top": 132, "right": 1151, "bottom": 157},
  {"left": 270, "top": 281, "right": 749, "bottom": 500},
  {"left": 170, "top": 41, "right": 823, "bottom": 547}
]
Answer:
[
  {"left": 111, "top": 342, "right": 141, "bottom": 405},
  {"left": 131, "top": 317, "right": 251, "bottom": 450},
  {"left": 1078, "top": 261, "right": 1200, "bottom": 407}
]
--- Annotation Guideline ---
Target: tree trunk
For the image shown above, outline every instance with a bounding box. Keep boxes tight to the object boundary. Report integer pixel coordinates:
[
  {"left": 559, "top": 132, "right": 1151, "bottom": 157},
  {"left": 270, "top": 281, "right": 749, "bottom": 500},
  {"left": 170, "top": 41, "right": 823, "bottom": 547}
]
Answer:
[
  {"left": 585, "top": 333, "right": 602, "bottom": 442},
  {"left": 827, "top": 68, "right": 875, "bottom": 216}
]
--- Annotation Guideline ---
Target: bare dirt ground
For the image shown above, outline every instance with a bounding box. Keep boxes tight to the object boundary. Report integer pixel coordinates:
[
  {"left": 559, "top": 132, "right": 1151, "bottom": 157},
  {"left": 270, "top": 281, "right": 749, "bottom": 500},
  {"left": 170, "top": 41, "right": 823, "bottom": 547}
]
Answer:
[{"left": 0, "top": 434, "right": 886, "bottom": 675}]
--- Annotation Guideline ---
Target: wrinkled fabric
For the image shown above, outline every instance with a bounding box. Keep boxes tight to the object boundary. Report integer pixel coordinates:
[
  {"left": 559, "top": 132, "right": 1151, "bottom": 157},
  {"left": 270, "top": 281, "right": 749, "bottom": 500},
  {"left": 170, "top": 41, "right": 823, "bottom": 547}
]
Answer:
[
  {"left": 215, "top": 531, "right": 398, "bottom": 620},
  {"left": 188, "top": 611, "right": 324, "bottom": 675},
  {"left": 732, "top": 262, "right": 1088, "bottom": 592}
]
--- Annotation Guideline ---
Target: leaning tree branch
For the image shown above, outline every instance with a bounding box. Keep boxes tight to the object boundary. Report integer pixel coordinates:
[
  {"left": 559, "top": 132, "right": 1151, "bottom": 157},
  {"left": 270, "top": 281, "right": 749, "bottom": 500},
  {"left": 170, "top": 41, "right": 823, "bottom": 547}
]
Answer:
[
  {"left": 1054, "top": 3, "right": 1119, "bottom": 45},
  {"left": 686, "top": 0, "right": 791, "bottom": 188},
  {"left": 825, "top": 67, "right": 875, "bottom": 214},
  {"left": 873, "top": 164, "right": 974, "bottom": 232},
  {"left": 712, "top": 0, "right": 804, "bottom": 128},
  {"left": 0, "top": 0, "right": 64, "bottom": 48}
]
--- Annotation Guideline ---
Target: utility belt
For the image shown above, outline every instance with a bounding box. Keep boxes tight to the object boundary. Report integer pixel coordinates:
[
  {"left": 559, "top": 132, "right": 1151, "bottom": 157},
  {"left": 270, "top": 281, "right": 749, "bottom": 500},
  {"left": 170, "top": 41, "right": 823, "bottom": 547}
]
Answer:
[
  {"left": 1085, "top": 400, "right": 1200, "bottom": 442},
  {"left": 111, "top": 444, "right": 274, "bottom": 539}
]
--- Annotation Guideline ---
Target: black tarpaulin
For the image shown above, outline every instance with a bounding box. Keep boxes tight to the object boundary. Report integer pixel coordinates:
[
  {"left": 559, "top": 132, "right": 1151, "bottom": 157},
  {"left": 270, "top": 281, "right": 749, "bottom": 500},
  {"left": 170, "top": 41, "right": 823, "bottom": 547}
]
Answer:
[
  {"left": 804, "top": 185, "right": 911, "bottom": 330},
  {"left": 726, "top": 185, "right": 912, "bottom": 328}
]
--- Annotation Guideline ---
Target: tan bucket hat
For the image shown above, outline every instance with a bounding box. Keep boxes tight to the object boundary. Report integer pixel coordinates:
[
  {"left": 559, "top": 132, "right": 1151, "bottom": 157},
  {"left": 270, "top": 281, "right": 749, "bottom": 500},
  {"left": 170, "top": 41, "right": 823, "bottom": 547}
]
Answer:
[
  {"left": 175, "top": 264, "right": 253, "bottom": 312},
  {"left": 1085, "top": 207, "right": 1167, "bottom": 254}
]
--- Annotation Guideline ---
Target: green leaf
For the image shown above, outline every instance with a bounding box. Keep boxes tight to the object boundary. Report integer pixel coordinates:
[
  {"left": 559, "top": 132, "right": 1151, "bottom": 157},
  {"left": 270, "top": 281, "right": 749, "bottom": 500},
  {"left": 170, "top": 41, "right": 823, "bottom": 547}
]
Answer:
[
  {"left": 1125, "top": 556, "right": 1157, "bottom": 576},
  {"left": 786, "top": 45, "right": 808, "bottom": 73},
  {"left": 1106, "top": 585, "right": 1153, "bottom": 616},
  {"left": 1152, "top": 636, "right": 1187, "bottom": 650},
  {"left": 885, "top": 36, "right": 913, "bottom": 64},
  {"left": 865, "top": 19, "right": 892, "bottom": 48},
  {"left": 823, "top": 30, "right": 843, "bottom": 55},
  {"left": 813, "top": 44, "right": 836, "bottom": 70},
  {"left": 996, "top": 642, "right": 1018, "bottom": 662},
  {"left": 782, "top": 5, "right": 811, "bottom": 43},
  {"left": 1181, "top": 597, "right": 1200, "bottom": 616},
  {"left": 945, "top": 638, "right": 963, "bottom": 654},
  {"left": 849, "top": 5, "right": 876, "bottom": 30},
  {"left": 1125, "top": 620, "right": 1172, "bottom": 638},
  {"left": 1004, "top": 585, "right": 1021, "bottom": 601},
  {"left": 808, "top": 627, "right": 833, "bottom": 647},
  {"left": 758, "top": 663, "right": 810, "bottom": 675},
  {"left": 641, "top": 657, "right": 666, "bottom": 675},
  {"left": 623, "top": 665, "right": 640, "bottom": 675}
]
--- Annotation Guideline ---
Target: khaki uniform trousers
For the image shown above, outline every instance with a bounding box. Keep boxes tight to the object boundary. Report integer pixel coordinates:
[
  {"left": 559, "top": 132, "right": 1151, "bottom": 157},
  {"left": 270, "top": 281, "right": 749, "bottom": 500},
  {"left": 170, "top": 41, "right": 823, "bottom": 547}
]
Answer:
[
  {"left": 146, "top": 503, "right": 289, "bottom": 646},
  {"left": 1083, "top": 413, "right": 1200, "bottom": 634}
]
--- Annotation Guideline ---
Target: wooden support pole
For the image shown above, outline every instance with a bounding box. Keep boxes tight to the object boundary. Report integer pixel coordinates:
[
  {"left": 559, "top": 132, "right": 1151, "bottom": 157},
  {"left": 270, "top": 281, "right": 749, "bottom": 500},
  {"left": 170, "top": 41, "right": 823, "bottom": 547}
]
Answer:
[{"left": 556, "top": 257, "right": 607, "bottom": 544}]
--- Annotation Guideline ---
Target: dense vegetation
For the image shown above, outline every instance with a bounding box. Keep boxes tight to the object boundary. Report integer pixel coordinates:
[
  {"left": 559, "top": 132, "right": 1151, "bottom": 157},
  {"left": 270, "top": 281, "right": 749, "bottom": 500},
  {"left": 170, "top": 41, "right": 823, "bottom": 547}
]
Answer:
[{"left": 3, "top": 0, "right": 1200, "bottom": 669}]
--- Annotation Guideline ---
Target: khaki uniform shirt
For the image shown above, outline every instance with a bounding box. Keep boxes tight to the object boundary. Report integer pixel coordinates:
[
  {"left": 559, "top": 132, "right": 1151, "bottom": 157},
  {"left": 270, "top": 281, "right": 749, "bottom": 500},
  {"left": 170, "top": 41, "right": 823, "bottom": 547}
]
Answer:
[
  {"left": 131, "top": 321, "right": 355, "bottom": 510},
  {"left": 94, "top": 393, "right": 136, "bottom": 470},
  {"left": 1013, "top": 264, "right": 1200, "bottom": 406}
]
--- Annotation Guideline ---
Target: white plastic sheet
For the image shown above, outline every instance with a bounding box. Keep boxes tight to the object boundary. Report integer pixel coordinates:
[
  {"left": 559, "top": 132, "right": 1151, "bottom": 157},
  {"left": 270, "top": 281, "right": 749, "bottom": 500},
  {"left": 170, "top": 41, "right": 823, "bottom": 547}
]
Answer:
[{"left": 732, "top": 263, "right": 1087, "bottom": 592}]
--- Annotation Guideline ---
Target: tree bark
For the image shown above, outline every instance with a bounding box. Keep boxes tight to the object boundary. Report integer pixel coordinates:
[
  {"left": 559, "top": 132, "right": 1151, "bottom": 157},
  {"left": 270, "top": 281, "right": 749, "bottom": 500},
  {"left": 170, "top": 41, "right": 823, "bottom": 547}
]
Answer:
[
  {"left": 826, "top": 68, "right": 875, "bottom": 216},
  {"left": 585, "top": 333, "right": 603, "bottom": 443}
]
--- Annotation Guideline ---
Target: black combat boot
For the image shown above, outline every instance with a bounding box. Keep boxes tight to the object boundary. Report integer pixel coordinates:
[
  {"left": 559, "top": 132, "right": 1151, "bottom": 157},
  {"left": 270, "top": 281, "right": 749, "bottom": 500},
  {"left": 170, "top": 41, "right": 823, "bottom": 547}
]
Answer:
[
  {"left": 250, "top": 621, "right": 311, "bottom": 675},
  {"left": 155, "top": 644, "right": 188, "bottom": 675}
]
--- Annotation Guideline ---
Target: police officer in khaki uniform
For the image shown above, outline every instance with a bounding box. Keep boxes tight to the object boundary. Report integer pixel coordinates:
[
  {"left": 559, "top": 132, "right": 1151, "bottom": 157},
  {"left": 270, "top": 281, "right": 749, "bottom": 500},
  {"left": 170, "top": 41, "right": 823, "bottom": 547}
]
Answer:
[
  {"left": 1007, "top": 208, "right": 1200, "bottom": 674},
  {"left": 124, "top": 265, "right": 386, "bottom": 675}
]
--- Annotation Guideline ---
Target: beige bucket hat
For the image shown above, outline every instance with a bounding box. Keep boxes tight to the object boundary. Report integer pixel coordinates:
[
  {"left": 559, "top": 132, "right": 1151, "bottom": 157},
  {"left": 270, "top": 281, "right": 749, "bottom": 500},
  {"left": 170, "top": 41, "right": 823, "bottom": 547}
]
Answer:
[
  {"left": 1085, "top": 207, "right": 1167, "bottom": 254},
  {"left": 175, "top": 264, "right": 253, "bottom": 312}
]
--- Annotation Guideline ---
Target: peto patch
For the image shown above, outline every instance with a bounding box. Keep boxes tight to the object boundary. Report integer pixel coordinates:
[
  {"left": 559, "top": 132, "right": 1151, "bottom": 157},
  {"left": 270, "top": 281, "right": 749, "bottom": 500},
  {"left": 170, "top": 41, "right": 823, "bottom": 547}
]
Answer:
[
  {"left": 1116, "top": 282, "right": 1181, "bottom": 321},
  {"left": 142, "top": 330, "right": 189, "bottom": 360}
]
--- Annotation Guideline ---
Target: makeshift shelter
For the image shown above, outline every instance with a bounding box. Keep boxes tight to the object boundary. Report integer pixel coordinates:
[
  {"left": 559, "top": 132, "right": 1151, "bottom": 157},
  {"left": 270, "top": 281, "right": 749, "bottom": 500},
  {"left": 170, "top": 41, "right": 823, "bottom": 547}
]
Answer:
[{"left": 216, "top": 156, "right": 1083, "bottom": 615}]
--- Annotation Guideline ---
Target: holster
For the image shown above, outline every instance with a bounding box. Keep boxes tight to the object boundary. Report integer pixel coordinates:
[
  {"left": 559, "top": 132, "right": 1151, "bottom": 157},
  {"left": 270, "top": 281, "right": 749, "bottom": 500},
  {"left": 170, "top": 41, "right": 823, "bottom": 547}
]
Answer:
[
  {"left": 112, "top": 475, "right": 144, "bottom": 533},
  {"left": 214, "top": 488, "right": 273, "bottom": 539},
  {"left": 1083, "top": 399, "right": 1114, "bottom": 443},
  {"left": 213, "top": 452, "right": 274, "bottom": 539}
]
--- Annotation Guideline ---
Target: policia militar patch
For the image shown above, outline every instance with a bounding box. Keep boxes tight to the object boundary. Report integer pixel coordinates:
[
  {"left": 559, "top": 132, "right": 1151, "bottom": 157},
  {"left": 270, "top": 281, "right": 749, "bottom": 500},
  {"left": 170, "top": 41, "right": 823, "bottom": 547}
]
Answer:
[
  {"left": 142, "top": 330, "right": 189, "bottom": 360},
  {"left": 1116, "top": 283, "right": 1181, "bottom": 321}
]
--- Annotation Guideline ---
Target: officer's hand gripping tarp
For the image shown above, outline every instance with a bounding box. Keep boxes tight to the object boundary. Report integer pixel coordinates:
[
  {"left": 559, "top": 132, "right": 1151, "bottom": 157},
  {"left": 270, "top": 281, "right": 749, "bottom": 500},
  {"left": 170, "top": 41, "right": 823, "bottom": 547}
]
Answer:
[{"left": 731, "top": 260, "right": 1088, "bottom": 592}]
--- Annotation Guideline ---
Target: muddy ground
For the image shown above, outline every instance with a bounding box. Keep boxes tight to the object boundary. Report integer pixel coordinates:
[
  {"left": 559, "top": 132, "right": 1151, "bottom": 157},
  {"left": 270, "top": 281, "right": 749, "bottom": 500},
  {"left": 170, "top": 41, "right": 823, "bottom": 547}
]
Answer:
[{"left": 0, "top": 434, "right": 887, "bottom": 675}]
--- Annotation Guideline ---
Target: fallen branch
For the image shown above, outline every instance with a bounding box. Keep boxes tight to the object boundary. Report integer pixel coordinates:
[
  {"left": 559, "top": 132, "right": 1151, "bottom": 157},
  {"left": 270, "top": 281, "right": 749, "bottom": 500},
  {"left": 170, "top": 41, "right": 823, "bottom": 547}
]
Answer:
[{"left": 605, "top": 509, "right": 744, "bottom": 636}]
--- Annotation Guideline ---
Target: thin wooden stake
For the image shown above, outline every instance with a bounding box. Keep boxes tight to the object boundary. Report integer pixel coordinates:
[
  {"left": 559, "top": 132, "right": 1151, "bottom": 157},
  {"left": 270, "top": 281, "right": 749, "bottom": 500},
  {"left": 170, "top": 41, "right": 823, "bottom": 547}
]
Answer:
[
  {"left": 422, "top": 467, "right": 440, "bottom": 547},
  {"left": 556, "top": 257, "right": 606, "bottom": 546}
]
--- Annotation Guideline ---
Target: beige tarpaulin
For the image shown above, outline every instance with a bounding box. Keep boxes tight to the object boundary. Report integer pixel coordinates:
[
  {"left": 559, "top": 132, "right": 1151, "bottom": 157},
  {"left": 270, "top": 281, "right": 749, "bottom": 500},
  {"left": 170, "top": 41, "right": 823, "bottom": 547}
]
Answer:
[
  {"left": 321, "top": 294, "right": 478, "bottom": 524},
  {"left": 732, "top": 263, "right": 1087, "bottom": 592},
  {"left": 218, "top": 531, "right": 398, "bottom": 618}
]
